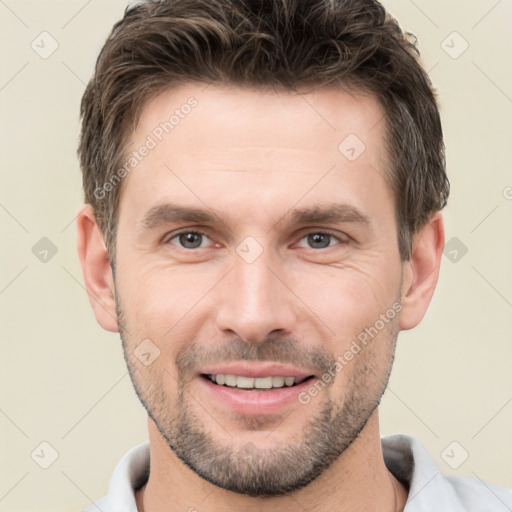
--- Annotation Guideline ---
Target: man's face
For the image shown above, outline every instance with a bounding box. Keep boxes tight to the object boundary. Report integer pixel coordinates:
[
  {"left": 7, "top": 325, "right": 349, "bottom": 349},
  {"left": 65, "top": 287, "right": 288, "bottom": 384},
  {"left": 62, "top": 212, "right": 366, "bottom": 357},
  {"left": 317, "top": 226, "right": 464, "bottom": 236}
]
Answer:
[{"left": 114, "top": 83, "right": 405, "bottom": 495}]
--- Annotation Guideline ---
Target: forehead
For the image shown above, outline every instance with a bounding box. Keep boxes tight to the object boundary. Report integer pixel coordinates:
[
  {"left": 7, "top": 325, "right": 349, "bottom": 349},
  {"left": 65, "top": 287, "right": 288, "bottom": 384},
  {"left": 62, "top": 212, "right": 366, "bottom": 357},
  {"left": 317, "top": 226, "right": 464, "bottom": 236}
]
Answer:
[
  {"left": 118, "top": 82, "right": 392, "bottom": 228},
  {"left": 132, "top": 82, "right": 387, "bottom": 158}
]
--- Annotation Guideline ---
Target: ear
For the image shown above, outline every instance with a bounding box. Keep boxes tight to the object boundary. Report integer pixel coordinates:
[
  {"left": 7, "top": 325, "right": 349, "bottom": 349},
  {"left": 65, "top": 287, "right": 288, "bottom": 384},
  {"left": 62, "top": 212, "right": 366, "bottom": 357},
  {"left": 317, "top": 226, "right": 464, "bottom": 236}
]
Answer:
[
  {"left": 399, "top": 211, "right": 445, "bottom": 331},
  {"left": 76, "top": 204, "right": 119, "bottom": 332}
]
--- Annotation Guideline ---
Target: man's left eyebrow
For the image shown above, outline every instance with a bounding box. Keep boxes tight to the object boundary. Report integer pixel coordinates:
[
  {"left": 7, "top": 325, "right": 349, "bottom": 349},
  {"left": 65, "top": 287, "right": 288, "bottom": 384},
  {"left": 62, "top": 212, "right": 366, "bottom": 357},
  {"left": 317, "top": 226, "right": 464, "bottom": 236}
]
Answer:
[{"left": 283, "top": 204, "right": 371, "bottom": 227}]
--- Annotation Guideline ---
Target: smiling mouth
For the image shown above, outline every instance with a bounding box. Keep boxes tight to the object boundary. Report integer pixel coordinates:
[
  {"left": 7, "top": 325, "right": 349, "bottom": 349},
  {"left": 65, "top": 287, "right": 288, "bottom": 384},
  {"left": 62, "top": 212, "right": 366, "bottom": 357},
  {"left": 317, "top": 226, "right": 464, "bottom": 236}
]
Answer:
[{"left": 202, "top": 374, "right": 315, "bottom": 390}]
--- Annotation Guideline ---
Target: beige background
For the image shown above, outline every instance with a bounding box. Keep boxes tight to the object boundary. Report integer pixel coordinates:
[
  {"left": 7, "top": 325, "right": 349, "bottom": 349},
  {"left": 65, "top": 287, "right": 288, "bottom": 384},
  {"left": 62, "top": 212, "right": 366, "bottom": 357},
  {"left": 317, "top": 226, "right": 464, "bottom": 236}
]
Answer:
[{"left": 1, "top": 0, "right": 511, "bottom": 510}]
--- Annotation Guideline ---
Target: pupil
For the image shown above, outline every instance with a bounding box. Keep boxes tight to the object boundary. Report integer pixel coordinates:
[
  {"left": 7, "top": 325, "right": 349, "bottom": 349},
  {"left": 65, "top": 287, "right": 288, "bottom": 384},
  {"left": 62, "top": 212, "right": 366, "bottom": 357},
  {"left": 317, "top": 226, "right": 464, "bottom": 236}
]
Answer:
[
  {"left": 309, "top": 233, "right": 329, "bottom": 248},
  {"left": 180, "top": 233, "right": 201, "bottom": 248}
]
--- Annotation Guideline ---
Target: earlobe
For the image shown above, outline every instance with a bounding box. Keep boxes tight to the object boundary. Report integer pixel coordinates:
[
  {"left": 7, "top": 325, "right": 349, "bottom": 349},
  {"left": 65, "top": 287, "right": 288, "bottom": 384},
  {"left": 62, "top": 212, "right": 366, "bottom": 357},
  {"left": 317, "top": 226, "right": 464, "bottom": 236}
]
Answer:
[
  {"left": 398, "top": 211, "right": 445, "bottom": 331},
  {"left": 76, "top": 205, "right": 119, "bottom": 333}
]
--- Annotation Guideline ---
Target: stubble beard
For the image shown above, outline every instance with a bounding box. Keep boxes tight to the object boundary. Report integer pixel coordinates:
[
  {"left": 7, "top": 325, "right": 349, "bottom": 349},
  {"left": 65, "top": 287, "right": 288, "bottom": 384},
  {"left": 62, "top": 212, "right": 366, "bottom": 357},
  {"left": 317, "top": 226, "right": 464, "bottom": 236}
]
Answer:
[{"left": 116, "top": 296, "right": 399, "bottom": 497}]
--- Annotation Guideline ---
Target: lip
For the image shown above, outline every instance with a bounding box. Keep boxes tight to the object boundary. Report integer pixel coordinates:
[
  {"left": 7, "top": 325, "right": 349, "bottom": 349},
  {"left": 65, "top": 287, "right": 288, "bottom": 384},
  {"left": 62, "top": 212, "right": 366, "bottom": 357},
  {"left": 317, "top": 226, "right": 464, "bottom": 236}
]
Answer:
[
  {"left": 198, "top": 362, "right": 313, "bottom": 380},
  {"left": 195, "top": 368, "right": 317, "bottom": 416}
]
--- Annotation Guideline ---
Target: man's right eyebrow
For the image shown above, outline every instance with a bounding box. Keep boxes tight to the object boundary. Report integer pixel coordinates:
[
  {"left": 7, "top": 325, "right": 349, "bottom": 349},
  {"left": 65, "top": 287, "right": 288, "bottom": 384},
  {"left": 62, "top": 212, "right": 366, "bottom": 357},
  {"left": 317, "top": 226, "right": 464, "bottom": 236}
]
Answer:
[{"left": 138, "top": 203, "right": 222, "bottom": 231}]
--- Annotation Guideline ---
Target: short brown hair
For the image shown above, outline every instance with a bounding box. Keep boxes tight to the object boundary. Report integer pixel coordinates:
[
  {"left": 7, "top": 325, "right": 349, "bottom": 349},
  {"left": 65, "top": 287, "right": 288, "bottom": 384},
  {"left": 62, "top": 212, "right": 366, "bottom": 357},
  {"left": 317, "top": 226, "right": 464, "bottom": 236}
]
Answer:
[{"left": 78, "top": 0, "right": 449, "bottom": 262}]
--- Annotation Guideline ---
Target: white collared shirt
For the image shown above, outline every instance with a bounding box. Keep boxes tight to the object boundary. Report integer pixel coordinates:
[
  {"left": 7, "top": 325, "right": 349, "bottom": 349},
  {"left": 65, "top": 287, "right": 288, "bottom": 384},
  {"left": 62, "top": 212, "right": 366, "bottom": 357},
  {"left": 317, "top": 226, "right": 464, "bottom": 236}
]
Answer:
[{"left": 82, "top": 434, "right": 512, "bottom": 511}]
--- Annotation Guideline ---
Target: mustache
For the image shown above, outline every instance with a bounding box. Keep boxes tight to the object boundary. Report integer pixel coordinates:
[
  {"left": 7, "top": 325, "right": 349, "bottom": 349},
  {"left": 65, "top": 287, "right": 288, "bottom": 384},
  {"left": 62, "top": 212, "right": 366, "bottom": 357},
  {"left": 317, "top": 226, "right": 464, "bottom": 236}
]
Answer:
[{"left": 175, "top": 335, "right": 336, "bottom": 378}]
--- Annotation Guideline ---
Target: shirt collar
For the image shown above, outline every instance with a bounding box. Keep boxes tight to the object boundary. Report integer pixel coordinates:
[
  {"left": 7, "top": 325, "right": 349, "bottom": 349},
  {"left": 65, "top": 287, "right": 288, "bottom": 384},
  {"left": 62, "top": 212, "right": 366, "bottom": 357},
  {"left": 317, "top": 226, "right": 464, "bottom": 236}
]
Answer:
[{"left": 87, "top": 434, "right": 511, "bottom": 511}]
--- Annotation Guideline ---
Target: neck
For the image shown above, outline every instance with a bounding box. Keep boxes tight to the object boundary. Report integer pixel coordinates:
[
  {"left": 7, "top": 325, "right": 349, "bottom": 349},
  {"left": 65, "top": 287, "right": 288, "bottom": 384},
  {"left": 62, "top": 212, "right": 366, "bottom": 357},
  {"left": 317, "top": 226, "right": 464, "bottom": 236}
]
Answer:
[{"left": 136, "top": 410, "right": 408, "bottom": 512}]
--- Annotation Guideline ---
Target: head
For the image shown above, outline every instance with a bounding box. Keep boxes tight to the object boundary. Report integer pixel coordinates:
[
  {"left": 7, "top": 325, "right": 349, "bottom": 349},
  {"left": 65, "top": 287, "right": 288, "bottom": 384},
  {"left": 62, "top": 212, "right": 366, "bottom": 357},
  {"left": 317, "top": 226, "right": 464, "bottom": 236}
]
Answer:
[{"left": 77, "top": 0, "right": 448, "bottom": 497}]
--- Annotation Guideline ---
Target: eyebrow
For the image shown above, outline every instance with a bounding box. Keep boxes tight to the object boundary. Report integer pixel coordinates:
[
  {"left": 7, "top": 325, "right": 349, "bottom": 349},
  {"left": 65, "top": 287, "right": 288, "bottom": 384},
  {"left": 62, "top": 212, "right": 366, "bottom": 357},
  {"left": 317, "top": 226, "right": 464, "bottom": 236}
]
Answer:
[
  {"left": 138, "top": 202, "right": 371, "bottom": 231},
  {"left": 140, "top": 204, "right": 218, "bottom": 230},
  {"left": 286, "top": 204, "right": 370, "bottom": 227}
]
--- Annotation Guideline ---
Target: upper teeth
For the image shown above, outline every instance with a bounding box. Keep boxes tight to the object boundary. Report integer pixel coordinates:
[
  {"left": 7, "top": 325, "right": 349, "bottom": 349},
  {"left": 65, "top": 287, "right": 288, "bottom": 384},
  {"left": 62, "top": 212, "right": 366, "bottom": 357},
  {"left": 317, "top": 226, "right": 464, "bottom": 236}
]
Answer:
[{"left": 210, "top": 374, "right": 300, "bottom": 389}]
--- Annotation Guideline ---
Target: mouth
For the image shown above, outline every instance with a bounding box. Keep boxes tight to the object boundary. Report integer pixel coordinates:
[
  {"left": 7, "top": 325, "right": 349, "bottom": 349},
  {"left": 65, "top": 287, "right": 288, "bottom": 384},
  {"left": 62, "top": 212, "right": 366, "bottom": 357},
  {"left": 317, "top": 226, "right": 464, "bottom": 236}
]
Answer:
[
  {"left": 195, "top": 363, "right": 319, "bottom": 415},
  {"left": 201, "top": 373, "right": 315, "bottom": 390}
]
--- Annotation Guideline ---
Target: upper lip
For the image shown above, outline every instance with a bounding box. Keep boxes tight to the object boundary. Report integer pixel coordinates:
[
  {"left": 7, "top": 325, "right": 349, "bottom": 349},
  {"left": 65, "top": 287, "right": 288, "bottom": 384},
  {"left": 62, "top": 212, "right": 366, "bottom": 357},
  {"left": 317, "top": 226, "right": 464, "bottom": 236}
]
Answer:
[{"left": 198, "top": 362, "right": 313, "bottom": 379}]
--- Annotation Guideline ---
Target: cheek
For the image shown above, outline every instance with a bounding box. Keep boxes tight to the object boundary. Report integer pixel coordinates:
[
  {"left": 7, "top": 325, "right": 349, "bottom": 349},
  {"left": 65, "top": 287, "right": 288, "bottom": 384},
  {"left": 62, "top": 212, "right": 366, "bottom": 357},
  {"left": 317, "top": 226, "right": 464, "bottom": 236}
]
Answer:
[
  {"left": 121, "top": 264, "right": 184, "bottom": 315},
  {"left": 291, "top": 261, "right": 401, "bottom": 342},
  {"left": 118, "top": 265, "right": 219, "bottom": 355}
]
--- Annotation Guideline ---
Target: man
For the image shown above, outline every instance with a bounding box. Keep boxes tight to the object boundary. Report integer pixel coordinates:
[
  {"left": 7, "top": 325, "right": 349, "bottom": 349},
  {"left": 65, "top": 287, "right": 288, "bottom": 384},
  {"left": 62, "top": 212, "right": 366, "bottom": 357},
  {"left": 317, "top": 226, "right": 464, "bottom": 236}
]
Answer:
[{"left": 76, "top": 0, "right": 511, "bottom": 510}]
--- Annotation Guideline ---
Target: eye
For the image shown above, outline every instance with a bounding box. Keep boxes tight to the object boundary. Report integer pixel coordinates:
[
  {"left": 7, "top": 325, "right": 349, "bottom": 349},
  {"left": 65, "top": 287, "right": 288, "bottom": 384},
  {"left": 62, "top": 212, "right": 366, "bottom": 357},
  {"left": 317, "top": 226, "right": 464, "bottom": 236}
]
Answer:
[
  {"left": 166, "top": 230, "right": 213, "bottom": 249},
  {"left": 296, "top": 232, "right": 347, "bottom": 250},
  {"left": 164, "top": 230, "right": 347, "bottom": 251}
]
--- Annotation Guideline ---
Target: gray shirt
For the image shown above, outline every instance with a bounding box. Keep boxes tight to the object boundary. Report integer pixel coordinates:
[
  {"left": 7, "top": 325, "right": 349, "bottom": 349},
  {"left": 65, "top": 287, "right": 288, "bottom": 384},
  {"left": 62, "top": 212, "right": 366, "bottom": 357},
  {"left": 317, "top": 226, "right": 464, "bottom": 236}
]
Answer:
[{"left": 83, "top": 434, "right": 512, "bottom": 511}]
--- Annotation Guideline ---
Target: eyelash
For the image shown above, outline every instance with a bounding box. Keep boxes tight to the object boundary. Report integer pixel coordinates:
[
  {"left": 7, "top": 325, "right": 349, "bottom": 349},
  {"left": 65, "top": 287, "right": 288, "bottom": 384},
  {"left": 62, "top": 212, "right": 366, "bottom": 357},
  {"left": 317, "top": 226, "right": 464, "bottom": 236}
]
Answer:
[{"left": 164, "top": 229, "right": 348, "bottom": 250}]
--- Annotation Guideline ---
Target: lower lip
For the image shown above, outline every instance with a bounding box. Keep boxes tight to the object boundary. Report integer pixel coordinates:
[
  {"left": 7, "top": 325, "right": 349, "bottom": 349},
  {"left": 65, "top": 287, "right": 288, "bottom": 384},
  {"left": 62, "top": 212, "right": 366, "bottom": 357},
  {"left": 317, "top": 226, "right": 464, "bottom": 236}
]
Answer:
[{"left": 197, "top": 376, "right": 315, "bottom": 415}]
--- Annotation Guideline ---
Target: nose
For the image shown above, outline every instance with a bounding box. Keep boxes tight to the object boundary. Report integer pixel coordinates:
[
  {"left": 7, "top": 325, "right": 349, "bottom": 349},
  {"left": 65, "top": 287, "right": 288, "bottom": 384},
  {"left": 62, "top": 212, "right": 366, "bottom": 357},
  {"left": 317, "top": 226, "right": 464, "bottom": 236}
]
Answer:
[{"left": 214, "top": 247, "right": 298, "bottom": 343}]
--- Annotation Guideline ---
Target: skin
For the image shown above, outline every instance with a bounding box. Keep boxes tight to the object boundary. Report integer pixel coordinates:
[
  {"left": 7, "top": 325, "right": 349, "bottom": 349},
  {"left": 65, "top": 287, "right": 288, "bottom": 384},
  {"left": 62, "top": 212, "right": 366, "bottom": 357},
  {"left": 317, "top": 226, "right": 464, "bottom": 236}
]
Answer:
[{"left": 77, "top": 82, "right": 444, "bottom": 512}]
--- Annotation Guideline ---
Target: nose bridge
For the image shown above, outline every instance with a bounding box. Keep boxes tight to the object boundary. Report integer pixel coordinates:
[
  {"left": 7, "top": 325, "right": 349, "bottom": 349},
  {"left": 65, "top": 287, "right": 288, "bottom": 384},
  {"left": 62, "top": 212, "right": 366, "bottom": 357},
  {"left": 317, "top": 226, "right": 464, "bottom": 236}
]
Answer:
[{"left": 214, "top": 242, "right": 297, "bottom": 342}]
